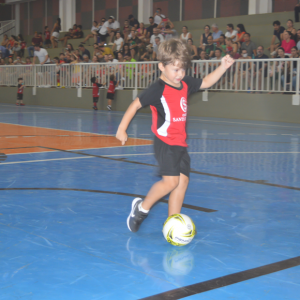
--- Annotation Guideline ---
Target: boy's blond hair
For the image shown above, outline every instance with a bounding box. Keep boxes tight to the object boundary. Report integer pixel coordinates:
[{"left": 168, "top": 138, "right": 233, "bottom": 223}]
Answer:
[{"left": 157, "top": 38, "right": 192, "bottom": 69}]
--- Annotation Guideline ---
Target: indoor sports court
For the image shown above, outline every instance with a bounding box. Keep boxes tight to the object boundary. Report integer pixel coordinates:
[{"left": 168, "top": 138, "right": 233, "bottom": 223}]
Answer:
[{"left": 0, "top": 103, "right": 299, "bottom": 299}]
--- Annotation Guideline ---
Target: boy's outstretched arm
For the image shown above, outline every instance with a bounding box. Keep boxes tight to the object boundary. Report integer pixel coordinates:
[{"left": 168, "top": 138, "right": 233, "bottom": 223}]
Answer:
[
  {"left": 116, "top": 97, "right": 142, "bottom": 145},
  {"left": 200, "top": 55, "right": 235, "bottom": 89}
]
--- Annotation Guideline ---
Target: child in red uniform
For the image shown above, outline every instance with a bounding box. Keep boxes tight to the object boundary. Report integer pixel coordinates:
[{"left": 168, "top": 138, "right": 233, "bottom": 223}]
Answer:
[
  {"left": 44, "top": 26, "right": 51, "bottom": 48},
  {"left": 91, "top": 76, "right": 105, "bottom": 110},
  {"left": 16, "top": 77, "right": 25, "bottom": 106},
  {"left": 106, "top": 74, "right": 118, "bottom": 111},
  {"left": 116, "top": 39, "right": 235, "bottom": 232}
]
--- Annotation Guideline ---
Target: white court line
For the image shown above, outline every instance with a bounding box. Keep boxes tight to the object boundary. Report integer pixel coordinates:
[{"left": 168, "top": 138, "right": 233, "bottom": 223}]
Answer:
[
  {"left": 5, "top": 136, "right": 18, "bottom": 138},
  {"left": 218, "top": 133, "right": 229, "bottom": 135},
  {"left": 0, "top": 156, "right": 93, "bottom": 165},
  {"left": 265, "top": 134, "right": 277, "bottom": 135},
  {"left": 0, "top": 122, "right": 151, "bottom": 142},
  {"left": 5, "top": 144, "right": 152, "bottom": 156}
]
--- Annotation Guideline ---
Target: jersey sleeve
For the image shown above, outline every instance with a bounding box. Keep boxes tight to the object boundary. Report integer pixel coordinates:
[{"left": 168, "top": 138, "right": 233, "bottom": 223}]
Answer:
[
  {"left": 138, "top": 80, "right": 164, "bottom": 107},
  {"left": 182, "top": 76, "right": 203, "bottom": 96}
]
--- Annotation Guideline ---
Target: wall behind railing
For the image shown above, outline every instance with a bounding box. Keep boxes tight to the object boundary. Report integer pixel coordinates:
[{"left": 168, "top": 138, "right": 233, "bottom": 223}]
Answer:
[{"left": 0, "top": 2, "right": 12, "bottom": 22}]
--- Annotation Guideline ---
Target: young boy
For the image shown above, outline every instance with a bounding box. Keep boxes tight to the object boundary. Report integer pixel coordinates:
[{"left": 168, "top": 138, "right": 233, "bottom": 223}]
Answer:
[
  {"left": 116, "top": 39, "right": 235, "bottom": 232},
  {"left": 16, "top": 77, "right": 25, "bottom": 106},
  {"left": 106, "top": 74, "right": 117, "bottom": 111},
  {"left": 91, "top": 76, "right": 105, "bottom": 110},
  {"left": 44, "top": 26, "right": 51, "bottom": 48}
]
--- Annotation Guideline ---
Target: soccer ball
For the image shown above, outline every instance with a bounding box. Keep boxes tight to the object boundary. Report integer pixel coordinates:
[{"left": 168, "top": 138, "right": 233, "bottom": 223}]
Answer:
[{"left": 162, "top": 214, "right": 197, "bottom": 246}]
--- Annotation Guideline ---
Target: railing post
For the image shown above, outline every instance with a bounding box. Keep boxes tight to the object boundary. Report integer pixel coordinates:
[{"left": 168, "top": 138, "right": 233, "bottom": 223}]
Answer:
[
  {"left": 133, "top": 62, "right": 138, "bottom": 100},
  {"left": 77, "top": 64, "right": 82, "bottom": 97},
  {"left": 292, "top": 59, "right": 300, "bottom": 105},
  {"left": 33, "top": 64, "right": 36, "bottom": 95}
]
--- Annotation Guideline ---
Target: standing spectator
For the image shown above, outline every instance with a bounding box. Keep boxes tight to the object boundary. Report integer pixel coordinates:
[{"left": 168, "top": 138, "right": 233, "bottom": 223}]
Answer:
[
  {"left": 211, "top": 23, "right": 223, "bottom": 44},
  {"left": 281, "top": 31, "right": 296, "bottom": 56},
  {"left": 187, "top": 38, "right": 198, "bottom": 60},
  {"left": 225, "top": 24, "right": 237, "bottom": 41},
  {"left": 27, "top": 32, "right": 43, "bottom": 57},
  {"left": 44, "top": 26, "right": 51, "bottom": 48},
  {"left": 269, "top": 20, "right": 285, "bottom": 56},
  {"left": 150, "top": 28, "right": 164, "bottom": 47},
  {"left": 32, "top": 44, "right": 50, "bottom": 65},
  {"left": 146, "top": 17, "right": 158, "bottom": 41},
  {"left": 253, "top": 46, "right": 269, "bottom": 92},
  {"left": 294, "top": 1, "right": 300, "bottom": 22},
  {"left": 152, "top": 37, "right": 162, "bottom": 60},
  {"left": 82, "top": 21, "right": 100, "bottom": 45},
  {"left": 106, "top": 74, "right": 117, "bottom": 111},
  {"left": 50, "top": 18, "right": 61, "bottom": 48},
  {"left": 200, "top": 25, "right": 212, "bottom": 49},
  {"left": 128, "top": 14, "right": 140, "bottom": 29},
  {"left": 99, "top": 16, "right": 120, "bottom": 45},
  {"left": 78, "top": 44, "right": 90, "bottom": 59},
  {"left": 235, "top": 24, "right": 246, "bottom": 46},
  {"left": 112, "top": 32, "right": 124, "bottom": 57},
  {"left": 180, "top": 26, "right": 192, "bottom": 41},
  {"left": 154, "top": 8, "right": 165, "bottom": 25},
  {"left": 16, "top": 77, "right": 25, "bottom": 106},
  {"left": 241, "top": 33, "right": 257, "bottom": 57}
]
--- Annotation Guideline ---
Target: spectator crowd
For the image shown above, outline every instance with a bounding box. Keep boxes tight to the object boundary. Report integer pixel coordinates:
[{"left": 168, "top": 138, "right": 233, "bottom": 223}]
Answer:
[{"left": 1, "top": 5, "right": 300, "bottom": 92}]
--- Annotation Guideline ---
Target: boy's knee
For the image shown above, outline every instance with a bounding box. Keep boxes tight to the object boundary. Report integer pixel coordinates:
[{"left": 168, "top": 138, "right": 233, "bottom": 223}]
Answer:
[
  {"left": 163, "top": 176, "right": 179, "bottom": 190},
  {"left": 180, "top": 175, "right": 189, "bottom": 187}
]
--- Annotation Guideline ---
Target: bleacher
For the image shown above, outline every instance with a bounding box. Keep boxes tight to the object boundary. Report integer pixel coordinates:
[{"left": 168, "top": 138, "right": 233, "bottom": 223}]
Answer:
[{"left": 20, "top": 11, "right": 296, "bottom": 60}]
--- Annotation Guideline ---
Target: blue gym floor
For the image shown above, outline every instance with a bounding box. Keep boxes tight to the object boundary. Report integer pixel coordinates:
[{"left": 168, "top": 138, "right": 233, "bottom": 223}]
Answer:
[{"left": 0, "top": 103, "right": 299, "bottom": 300}]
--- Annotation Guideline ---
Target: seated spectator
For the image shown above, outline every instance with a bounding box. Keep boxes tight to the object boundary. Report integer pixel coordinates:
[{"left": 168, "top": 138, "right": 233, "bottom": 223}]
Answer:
[
  {"left": 157, "top": 18, "right": 174, "bottom": 36},
  {"left": 13, "top": 55, "right": 25, "bottom": 65},
  {"left": 27, "top": 31, "right": 43, "bottom": 58},
  {"left": 269, "top": 20, "right": 285, "bottom": 56},
  {"left": 74, "top": 25, "right": 84, "bottom": 39},
  {"left": 146, "top": 17, "right": 158, "bottom": 41},
  {"left": 212, "top": 48, "right": 222, "bottom": 60},
  {"left": 32, "top": 44, "right": 50, "bottom": 65},
  {"left": 150, "top": 27, "right": 164, "bottom": 47},
  {"left": 25, "top": 57, "right": 32, "bottom": 65},
  {"left": 122, "top": 43, "right": 131, "bottom": 58},
  {"left": 286, "top": 19, "right": 297, "bottom": 40},
  {"left": 253, "top": 46, "right": 269, "bottom": 92},
  {"left": 235, "top": 24, "right": 246, "bottom": 46},
  {"left": 154, "top": 8, "right": 166, "bottom": 25},
  {"left": 285, "top": 46, "right": 299, "bottom": 91},
  {"left": 241, "top": 33, "right": 256, "bottom": 57},
  {"left": 233, "top": 49, "right": 252, "bottom": 91},
  {"left": 141, "top": 45, "right": 154, "bottom": 61},
  {"left": 163, "top": 24, "right": 177, "bottom": 41},
  {"left": 17, "top": 34, "right": 26, "bottom": 58},
  {"left": 200, "top": 25, "right": 212, "bottom": 49},
  {"left": 211, "top": 23, "right": 223, "bottom": 44},
  {"left": 92, "top": 43, "right": 101, "bottom": 59},
  {"left": 50, "top": 18, "right": 61, "bottom": 48},
  {"left": 180, "top": 26, "right": 192, "bottom": 41},
  {"left": 295, "top": 2, "right": 300, "bottom": 22},
  {"left": 136, "top": 23, "right": 147, "bottom": 42},
  {"left": 0, "top": 34, "right": 9, "bottom": 58},
  {"left": 227, "top": 46, "right": 240, "bottom": 59},
  {"left": 7, "top": 57, "right": 14, "bottom": 65},
  {"left": 44, "top": 26, "right": 51, "bottom": 48},
  {"left": 82, "top": 21, "right": 100, "bottom": 45},
  {"left": 187, "top": 38, "right": 198, "bottom": 60},
  {"left": 296, "top": 29, "right": 300, "bottom": 51},
  {"left": 128, "top": 14, "right": 139, "bottom": 29},
  {"left": 59, "top": 53, "right": 66, "bottom": 64},
  {"left": 219, "top": 34, "right": 226, "bottom": 56},
  {"left": 225, "top": 24, "right": 237, "bottom": 41},
  {"left": 1, "top": 34, "right": 9, "bottom": 47},
  {"left": 83, "top": 54, "right": 91, "bottom": 63},
  {"left": 97, "top": 42, "right": 114, "bottom": 59},
  {"left": 136, "top": 41, "right": 147, "bottom": 61},
  {"left": 196, "top": 50, "right": 209, "bottom": 78},
  {"left": 99, "top": 16, "right": 120, "bottom": 45},
  {"left": 78, "top": 44, "right": 90, "bottom": 59},
  {"left": 225, "top": 38, "right": 238, "bottom": 55},
  {"left": 204, "top": 35, "right": 216, "bottom": 58},
  {"left": 128, "top": 29, "right": 141, "bottom": 59},
  {"left": 123, "top": 20, "right": 131, "bottom": 43},
  {"left": 112, "top": 32, "right": 124, "bottom": 57},
  {"left": 8, "top": 35, "right": 19, "bottom": 55},
  {"left": 152, "top": 36, "right": 162, "bottom": 60},
  {"left": 281, "top": 31, "right": 296, "bottom": 56}
]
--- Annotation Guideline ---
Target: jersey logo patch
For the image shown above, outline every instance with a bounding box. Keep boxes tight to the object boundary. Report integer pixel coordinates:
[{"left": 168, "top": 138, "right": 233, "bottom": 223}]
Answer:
[{"left": 180, "top": 97, "right": 187, "bottom": 112}]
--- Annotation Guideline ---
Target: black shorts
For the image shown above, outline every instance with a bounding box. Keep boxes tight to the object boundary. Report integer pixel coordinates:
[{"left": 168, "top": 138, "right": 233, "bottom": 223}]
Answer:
[
  {"left": 93, "top": 96, "right": 99, "bottom": 103},
  {"left": 99, "top": 33, "right": 109, "bottom": 42},
  {"left": 154, "top": 136, "right": 190, "bottom": 178},
  {"left": 45, "top": 39, "right": 51, "bottom": 45},
  {"left": 107, "top": 92, "right": 114, "bottom": 100},
  {"left": 17, "top": 93, "right": 23, "bottom": 100}
]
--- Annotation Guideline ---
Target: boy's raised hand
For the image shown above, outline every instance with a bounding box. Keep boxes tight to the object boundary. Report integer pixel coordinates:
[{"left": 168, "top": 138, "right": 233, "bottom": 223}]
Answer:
[
  {"left": 221, "top": 55, "right": 235, "bottom": 70},
  {"left": 116, "top": 130, "right": 128, "bottom": 145}
]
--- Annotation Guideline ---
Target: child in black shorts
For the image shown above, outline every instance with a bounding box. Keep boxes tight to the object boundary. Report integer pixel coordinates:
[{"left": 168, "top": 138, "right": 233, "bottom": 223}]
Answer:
[
  {"left": 91, "top": 76, "right": 105, "bottom": 110},
  {"left": 116, "top": 39, "right": 235, "bottom": 233},
  {"left": 106, "top": 74, "right": 117, "bottom": 111},
  {"left": 16, "top": 77, "right": 25, "bottom": 106}
]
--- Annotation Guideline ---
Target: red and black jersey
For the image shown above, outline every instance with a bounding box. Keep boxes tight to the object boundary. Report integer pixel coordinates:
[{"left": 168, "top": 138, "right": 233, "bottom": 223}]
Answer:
[
  {"left": 92, "top": 83, "right": 103, "bottom": 97},
  {"left": 44, "top": 31, "right": 50, "bottom": 40},
  {"left": 107, "top": 80, "right": 117, "bottom": 94},
  {"left": 17, "top": 84, "right": 24, "bottom": 94},
  {"left": 138, "top": 76, "right": 202, "bottom": 147}
]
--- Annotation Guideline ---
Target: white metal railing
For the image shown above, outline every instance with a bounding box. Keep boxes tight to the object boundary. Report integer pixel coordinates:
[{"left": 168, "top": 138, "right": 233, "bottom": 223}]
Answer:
[
  {"left": 0, "top": 20, "right": 16, "bottom": 38},
  {"left": 0, "top": 58, "right": 299, "bottom": 94}
]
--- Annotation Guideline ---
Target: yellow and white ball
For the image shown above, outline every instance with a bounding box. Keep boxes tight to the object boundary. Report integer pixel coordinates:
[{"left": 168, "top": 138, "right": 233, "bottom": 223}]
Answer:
[{"left": 162, "top": 214, "right": 197, "bottom": 246}]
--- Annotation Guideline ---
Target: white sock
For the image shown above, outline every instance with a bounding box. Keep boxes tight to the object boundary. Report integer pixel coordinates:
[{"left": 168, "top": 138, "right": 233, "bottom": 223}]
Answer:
[{"left": 139, "top": 202, "right": 149, "bottom": 214}]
